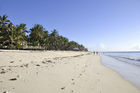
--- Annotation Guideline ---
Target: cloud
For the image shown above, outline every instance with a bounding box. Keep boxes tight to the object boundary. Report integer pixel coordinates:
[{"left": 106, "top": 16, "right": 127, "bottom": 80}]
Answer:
[{"left": 130, "top": 44, "right": 140, "bottom": 51}]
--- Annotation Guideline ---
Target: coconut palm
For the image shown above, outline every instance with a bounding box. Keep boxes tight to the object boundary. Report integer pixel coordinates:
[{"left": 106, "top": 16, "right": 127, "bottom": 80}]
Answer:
[
  {"left": 67, "top": 41, "right": 79, "bottom": 50},
  {"left": 49, "top": 29, "right": 59, "bottom": 50},
  {"left": 40, "top": 30, "right": 49, "bottom": 49},
  {"left": 57, "top": 36, "right": 69, "bottom": 50},
  {"left": 0, "top": 14, "right": 10, "bottom": 26},
  {"left": 30, "top": 24, "right": 44, "bottom": 46},
  {"left": 14, "top": 23, "right": 27, "bottom": 49},
  {"left": 0, "top": 14, "right": 11, "bottom": 48},
  {"left": 8, "top": 22, "right": 15, "bottom": 48}
]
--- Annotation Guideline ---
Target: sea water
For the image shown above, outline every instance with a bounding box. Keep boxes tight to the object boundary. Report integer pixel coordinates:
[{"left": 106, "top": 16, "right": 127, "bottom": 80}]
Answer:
[{"left": 101, "top": 52, "right": 140, "bottom": 89}]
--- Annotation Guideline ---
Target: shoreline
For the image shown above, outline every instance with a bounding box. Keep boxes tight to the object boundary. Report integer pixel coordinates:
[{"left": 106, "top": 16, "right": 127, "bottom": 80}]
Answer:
[
  {"left": 0, "top": 50, "right": 139, "bottom": 93},
  {"left": 102, "top": 63, "right": 140, "bottom": 90},
  {"left": 101, "top": 55, "right": 140, "bottom": 90}
]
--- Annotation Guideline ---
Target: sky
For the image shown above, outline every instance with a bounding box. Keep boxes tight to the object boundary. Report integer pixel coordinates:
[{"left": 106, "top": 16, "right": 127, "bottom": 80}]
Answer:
[{"left": 1, "top": 0, "right": 140, "bottom": 51}]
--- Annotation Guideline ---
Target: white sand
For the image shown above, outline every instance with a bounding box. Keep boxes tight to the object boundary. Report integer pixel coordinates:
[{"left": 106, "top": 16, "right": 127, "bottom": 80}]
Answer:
[{"left": 0, "top": 50, "right": 139, "bottom": 93}]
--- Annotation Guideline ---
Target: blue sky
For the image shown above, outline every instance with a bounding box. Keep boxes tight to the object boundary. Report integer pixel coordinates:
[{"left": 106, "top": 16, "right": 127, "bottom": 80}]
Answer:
[{"left": 1, "top": 0, "right": 140, "bottom": 51}]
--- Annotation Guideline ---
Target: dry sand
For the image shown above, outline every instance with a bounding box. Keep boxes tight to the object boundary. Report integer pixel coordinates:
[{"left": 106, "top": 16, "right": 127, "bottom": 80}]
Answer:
[{"left": 0, "top": 50, "right": 139, "bottom": 93}]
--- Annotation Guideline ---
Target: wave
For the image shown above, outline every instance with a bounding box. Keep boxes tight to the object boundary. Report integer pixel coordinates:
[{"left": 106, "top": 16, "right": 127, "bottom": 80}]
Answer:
[{"left": 106, "top": 55, "right": 140, "bottom": 67}]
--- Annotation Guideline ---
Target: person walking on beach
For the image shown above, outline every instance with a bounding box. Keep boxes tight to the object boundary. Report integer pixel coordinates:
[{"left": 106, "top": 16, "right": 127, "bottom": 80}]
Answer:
[
  {"left": 96, "top": 52, "right": 98, "bottom": 55},
  {"left": 93, "top": 51, "right": 95, "bottom": 55},
  {"left": 93, "top": 51, "right": 98, "bottom": 55}
]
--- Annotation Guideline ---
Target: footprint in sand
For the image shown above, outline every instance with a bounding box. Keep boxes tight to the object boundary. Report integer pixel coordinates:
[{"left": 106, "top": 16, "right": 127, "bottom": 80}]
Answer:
[
  {"left": 0, "top": 70, "right": 6, "bottom": 74},
  {"left": 71, "top": 90, "right": 74, "bottom": 93},
  {"left": 42, "top": 61, "right": 46, "bottom": 64},
  {"left": 3, "top": 91, "right": 9, "bottom": 93},
  {"left": 36, "top": 64, "right": 40, "bottom": 66},
  {"left": 72, "top": 82, "right": 75, "bottom": 85},
  {"left": 9, "top": 78, "right": 17, "bottom": 81},
  {"left": 10, "top": 61, "right": 14, "bottom": 63},
  {"left": 61, "top": 87, "right": 65, "bottom": 90}
]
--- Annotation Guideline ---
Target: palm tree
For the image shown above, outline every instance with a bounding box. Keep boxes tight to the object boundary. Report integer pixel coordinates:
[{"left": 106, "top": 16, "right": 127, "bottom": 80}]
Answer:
[
  {"left": 0, "top": 14, "right": 11, "bottom": 48},
  {"left": 57, "top": 36, "right": 69, "bottom": 50},
  {"left": 14, "top": 23, "right": 27, "bottom": 49},
  {"left": 49, "top": 29, "right": 59, "bottom": 50},
  {"left": 30, "top": 24, "right": 44, "bottom": 46},
  {"left": 7, "top": 22, "right": 15, "bottom": 48},
  {"left": 67, "top": 41, "right": 79, "bottom": 50},
  {"left": 42, "top": 30, "right": 49, "bottom": 49},
  {"left": 0, "top": 14, "right": 10, "bottom": 26}
]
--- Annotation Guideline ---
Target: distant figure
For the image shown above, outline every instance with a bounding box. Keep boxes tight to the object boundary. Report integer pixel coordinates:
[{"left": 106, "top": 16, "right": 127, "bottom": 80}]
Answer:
[
  {"left": 96, "top": 52, "right": 98, "bottom": 55},
  {"left": 93, "top": 51, "right": 98, "bottom": 55},
  {"left": 93, "top": 51, "right": 95, "bottom": 55}
]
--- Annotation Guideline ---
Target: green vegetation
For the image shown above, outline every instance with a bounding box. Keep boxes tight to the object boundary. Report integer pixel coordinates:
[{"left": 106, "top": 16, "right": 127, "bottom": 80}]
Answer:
[{"left": 0, "top": 14, "right": 87, "bottom": 51}]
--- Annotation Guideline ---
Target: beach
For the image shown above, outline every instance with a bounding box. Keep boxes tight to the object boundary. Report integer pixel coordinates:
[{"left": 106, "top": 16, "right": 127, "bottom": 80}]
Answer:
[{"left": 0, "top": 50, "right": 139, "bottom": 93}]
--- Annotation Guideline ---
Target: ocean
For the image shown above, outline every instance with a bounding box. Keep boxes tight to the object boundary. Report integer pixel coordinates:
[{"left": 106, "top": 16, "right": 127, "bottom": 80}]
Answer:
[{"left": 101, "top": 52, "right": 140, "bottom": 89}]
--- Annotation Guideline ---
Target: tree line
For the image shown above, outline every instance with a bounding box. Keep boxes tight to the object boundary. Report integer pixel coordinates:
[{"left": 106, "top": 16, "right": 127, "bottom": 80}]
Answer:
[{"left": 0, "top": 14, "right": 88, "bottom": 51}]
